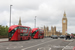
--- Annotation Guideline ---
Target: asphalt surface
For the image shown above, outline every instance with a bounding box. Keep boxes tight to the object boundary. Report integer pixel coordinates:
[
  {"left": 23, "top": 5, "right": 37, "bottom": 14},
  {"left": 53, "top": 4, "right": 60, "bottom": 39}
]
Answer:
[{"left": 0, "top": 38, "right": 75, "bottom": 50}]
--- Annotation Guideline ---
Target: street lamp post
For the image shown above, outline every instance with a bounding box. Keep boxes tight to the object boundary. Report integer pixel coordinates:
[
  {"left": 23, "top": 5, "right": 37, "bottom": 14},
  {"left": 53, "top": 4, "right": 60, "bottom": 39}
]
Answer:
[
  {"left": 34, "top": 16, "right": 36, "bottom": 28},
  {"left": 9, "top": 5, "right": 12, "bottom": 27}
]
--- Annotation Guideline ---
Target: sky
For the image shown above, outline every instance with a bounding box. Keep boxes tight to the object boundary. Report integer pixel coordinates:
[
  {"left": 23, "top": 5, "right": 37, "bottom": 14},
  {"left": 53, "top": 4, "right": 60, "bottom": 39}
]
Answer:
[{"left": 0, "top": 0, "right": 75, "bottom": 34}]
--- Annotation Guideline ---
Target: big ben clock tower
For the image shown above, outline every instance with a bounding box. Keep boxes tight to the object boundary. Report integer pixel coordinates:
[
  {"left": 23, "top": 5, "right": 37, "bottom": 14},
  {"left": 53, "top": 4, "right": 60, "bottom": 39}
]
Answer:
[{"left": 62, "top": 11, "right": 67, "bottom": 35}]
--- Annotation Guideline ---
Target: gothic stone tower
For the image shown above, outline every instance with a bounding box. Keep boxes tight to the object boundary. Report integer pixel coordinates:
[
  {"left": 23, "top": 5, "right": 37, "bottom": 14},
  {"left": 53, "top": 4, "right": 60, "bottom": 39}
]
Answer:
[
  {"left": 18, "top": 17, "right": 22, "bottom": 25},
  {"left": 51, "top": 26, "right": 56, "bottom": 35},
  {"left": 62, "top": 12, "right": 67, "bottom": 35},
  {"left": 44, "top": 26, "right": 49, "bottom": 36},
  {"left": 54, "top": 26, "right": 56, "bottom": 35}
]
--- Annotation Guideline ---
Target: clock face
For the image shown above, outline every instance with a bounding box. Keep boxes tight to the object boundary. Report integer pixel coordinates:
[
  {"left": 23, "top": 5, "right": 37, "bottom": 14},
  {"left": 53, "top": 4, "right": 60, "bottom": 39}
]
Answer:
[{"left": 63, "top": 20, "right": 66, "bottom": 23}]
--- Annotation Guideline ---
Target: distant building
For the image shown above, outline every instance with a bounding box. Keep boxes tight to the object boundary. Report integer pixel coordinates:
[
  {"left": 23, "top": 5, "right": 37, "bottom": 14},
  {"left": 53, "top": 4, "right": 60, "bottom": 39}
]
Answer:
[
  {"left": 43, "top": 11, "right": 68, "bottom": 36},
  {"left": 43, "top": 12, "right": 68, "bottom": 36},
  {"left": 43, "top": 26, "right": 62, "bottom": 36},
  {"left": 18, "top": 17, "right": 22, "bottom": 25}
]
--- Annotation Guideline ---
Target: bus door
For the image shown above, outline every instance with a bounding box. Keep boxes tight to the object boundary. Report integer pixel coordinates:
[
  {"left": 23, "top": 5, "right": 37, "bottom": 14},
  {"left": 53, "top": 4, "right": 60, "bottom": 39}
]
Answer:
[
  {"left": 25, "top": 28, "right": 31, "bottom": 40},
  {"left": 39, "top": 30, "right": 41, "bottom": 38},
  {"left": 18, "top": 29, "right": 22, "bottom": 40},
  {"left": 20, "top": 33, "right": 23, "bottom": 40},
  {"left": 28, "top": 28, "right": 32, "bottom": 39},
  {"left": 23, "top": 28, "right": 28, "bottom": 40},
  {"left": 20, "top": 29, "right": 26, "bottom": 40},
  {"left": 18, "top": 29, "right": 21, "bottom": 40},
  {"left": 19, "top": 29, "right": 24, "bottom": 40},
  {"left": 38, "top": 30, "right": 40, "bottom": 38}
]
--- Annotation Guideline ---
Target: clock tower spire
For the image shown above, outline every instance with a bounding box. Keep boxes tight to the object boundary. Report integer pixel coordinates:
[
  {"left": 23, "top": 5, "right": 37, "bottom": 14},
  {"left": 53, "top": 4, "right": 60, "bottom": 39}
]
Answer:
[
  {"left": 63, "top": 11, "right": 66, "bottom": 18},
  {"left": 62, "top": 11, "right": 67, "bottom": 35}
]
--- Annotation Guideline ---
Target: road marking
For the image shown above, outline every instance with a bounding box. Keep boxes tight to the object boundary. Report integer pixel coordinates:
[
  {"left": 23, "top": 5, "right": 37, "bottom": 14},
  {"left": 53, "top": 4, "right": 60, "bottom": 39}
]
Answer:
[
  {"left": 21, "top": 39, "right": 56, "bottom": 50},
  {"left": 25, "top": 38, "right": 51, "bottom": 43},
  {"left": 21, "top": 46, "right": 23, "bottom": 47},
  {"left": 6, "top": 47, "right": 9, "bottom": 49},
  {"left": 6, "top": 46, "right": 23, "bottom": 49},
  {"left": 49, "top": 48, "right": 51, "bottom": 50},
  {"left": 37, "top": 47, "right": 44, "bottom": 50},
  {"left": 14, "top": 47, "right": 16, "bottom": 48},
  {"left": 5, "top": 38, "right": 51, "bottom": 49},
  {"left": 37, "top": 47, "right": 51, "bottom": 50},
  {"left": 62, "top": 40, "right": 74, "bottom": 50}
]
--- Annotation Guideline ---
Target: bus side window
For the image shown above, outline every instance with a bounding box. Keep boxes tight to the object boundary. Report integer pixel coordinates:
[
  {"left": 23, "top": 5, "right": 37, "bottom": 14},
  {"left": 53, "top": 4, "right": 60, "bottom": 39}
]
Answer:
[
  {"left": 18, "top": 26, "right": 21, "bottom": 29},
  {"left": 29, "top": 28, "right": 31, "bottom": 31},
  {"left": 22, "top": 27, "right": 25, "bottom": 29},
  {"left": 30, "top": 33, "right": 32, "bottom": 36},
  {"left": 25, "top": 27, "right": 28, "bottom": 30},
  {"left": 14, "top": 27, "right": 18, "bottom": 30},
  {"left": 20, "top": 33, "right": 23, "bottom": 36},
  {"left": 23, "top": 34, "right": 28, "bottom": 36},
  {"left": 29, "top": 28, "right": 31, "bottom": 36}
]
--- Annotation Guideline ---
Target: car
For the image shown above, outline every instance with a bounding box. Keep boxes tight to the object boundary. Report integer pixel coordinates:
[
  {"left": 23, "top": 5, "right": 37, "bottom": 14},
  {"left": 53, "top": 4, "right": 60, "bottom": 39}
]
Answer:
[
  {"left": 52, "top": 35, "right": 58, "bottom": 39},
  {"left": 50, "top": 35, "right": 54, "bottom": 38},
  {"left": 59, "top": 35, "right": 66, "bottom": 38}
]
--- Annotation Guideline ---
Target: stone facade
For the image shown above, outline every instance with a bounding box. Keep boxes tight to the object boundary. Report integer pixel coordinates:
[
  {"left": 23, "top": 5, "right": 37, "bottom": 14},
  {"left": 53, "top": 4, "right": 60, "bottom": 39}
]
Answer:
[
  {"left": 43, "top": 26, "right": 62, "bottom": 36},
  {"left": 43, "top": 11, "right": 67, "bottom": 36},
  {"left": 62, "top": 12, "right": 67, "bottom": 35}
]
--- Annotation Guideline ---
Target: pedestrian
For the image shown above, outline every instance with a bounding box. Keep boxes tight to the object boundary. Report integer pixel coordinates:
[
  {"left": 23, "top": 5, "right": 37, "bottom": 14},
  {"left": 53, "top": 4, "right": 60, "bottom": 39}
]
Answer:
[{"left": 65, "top": 34, "right": 71, "bottom": 40}]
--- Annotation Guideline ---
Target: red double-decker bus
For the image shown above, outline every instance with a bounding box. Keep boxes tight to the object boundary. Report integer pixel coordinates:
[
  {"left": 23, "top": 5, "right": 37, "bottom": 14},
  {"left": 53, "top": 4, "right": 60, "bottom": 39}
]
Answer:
[
  {"left": 8, "top": 25, "right": 32, "bottom": 41},
  {"left": 31, "top": 28, "right": 44, "bottom": 39}
]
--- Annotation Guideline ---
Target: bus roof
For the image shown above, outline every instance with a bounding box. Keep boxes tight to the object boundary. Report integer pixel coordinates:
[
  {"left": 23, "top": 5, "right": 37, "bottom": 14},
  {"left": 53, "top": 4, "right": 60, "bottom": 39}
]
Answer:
[
  {"left": 32, "top": 28, "right": 43, "bottom": 32},
  {"left": 32, "top": 28, "right": 38, "bottom": 31},
  {"left": 9, "top": 25, "right": 30, "bottom": 28},
  {"left": 9, "top": 25, "right": 30, "bottom": 32}
]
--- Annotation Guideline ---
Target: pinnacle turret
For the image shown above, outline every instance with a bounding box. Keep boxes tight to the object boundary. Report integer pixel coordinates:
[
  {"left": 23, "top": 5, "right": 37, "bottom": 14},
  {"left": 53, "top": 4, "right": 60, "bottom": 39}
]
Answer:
[{"left": 18, "top": 17, "right": 22, "bottom": 25}]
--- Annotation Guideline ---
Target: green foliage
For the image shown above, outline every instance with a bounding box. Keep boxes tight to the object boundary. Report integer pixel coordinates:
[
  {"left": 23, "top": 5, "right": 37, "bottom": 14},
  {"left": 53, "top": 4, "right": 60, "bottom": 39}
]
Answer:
[
  {"left": 0, "top": 25, "right": 9, "bottom": 36},
  {"left": 73, "top": 34, "right": 75, "bottom": 36}
]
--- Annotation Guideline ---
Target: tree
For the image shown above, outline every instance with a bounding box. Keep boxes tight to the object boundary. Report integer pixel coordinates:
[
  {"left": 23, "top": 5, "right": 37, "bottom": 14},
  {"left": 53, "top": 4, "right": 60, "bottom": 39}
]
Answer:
[{"left": 0, "top": 25, "right": 9, "bottom": 36}]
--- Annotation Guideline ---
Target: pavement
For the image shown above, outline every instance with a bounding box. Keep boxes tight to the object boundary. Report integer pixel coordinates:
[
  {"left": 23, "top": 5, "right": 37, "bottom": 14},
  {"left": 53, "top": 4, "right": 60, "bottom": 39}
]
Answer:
[
  {"left": 0, "top": 38, "right": 8, "bottom": 42},
  {"left": 0, "top": 38, "right": 75, "bottom": 50}
]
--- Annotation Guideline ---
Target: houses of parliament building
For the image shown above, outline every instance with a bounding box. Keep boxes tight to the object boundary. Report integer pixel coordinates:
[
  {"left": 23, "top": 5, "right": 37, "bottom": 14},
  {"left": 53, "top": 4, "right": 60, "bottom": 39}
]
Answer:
[
  {"left": 18, "top": 11, "right": 67, "bottom": 36},
  {"left": 43, "top": 11, "right": 67, "bottom": 36}
]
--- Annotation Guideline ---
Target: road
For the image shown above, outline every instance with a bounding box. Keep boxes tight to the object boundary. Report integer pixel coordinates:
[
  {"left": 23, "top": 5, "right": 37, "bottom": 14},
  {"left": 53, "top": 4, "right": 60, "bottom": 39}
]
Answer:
[{"left": 0, "top": 38, "right": 75, "bottom": 50}]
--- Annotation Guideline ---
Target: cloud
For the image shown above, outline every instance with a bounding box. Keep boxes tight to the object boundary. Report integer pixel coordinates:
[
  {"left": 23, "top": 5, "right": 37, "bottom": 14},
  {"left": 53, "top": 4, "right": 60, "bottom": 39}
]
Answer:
[{"left": 0, "top": 0, "right": 75, "bottom": 34}]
